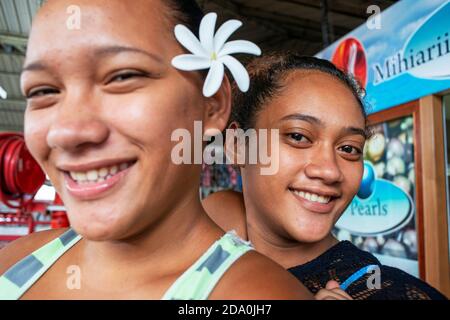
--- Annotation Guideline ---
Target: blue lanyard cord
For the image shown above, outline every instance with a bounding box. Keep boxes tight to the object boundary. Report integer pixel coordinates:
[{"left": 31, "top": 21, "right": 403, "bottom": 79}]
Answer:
[{"left": 339, "top": 264, "right": 379, "bottom": 291}]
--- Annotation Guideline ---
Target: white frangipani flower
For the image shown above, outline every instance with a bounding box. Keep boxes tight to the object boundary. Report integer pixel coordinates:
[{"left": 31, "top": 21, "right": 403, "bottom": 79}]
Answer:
[
  {"left": 171, "top": 12, "right": 261, "bottom": 97},
  {"left": 0, "top": 85, "right": 7, "bottom": 100}
]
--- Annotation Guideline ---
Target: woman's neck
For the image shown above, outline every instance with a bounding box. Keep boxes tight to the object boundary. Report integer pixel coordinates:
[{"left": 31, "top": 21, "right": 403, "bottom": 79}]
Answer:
[
  {"left": 77, "top": 189, "right": 223, "bottom": 287},
  {"left": 247, "top": 218, "right": 338, "bottom": 269}
]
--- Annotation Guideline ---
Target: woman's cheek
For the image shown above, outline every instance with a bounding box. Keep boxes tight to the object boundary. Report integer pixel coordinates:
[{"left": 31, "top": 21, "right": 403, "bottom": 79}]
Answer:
[
  {"left": 350, "top": 162, "right": 364, "bottom": 194},
  {"left": 24, "top": 110, "right": 52, "bottom": 167},
  {"left": 105, "top": 89, "right": 197, "bottom": 141},
  {"left": 279, "top": 144, "right": 306, "bottom": 174}
]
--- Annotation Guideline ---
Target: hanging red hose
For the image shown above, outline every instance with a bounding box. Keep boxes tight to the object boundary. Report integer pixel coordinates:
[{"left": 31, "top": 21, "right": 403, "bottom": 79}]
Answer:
[
  {"left": 1, "top": 132, "right": 71, "bottom": 239},
  {"left": 0, "top": 132, "right": 45, "bottom": 209},
  {"left": 0, "top": 132, "right": 50, "bottom": 241}
]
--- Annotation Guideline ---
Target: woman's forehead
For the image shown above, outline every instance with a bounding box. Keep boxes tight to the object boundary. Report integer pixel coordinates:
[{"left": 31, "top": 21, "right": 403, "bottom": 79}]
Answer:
[
  {"left": 27, "top": 0, "right": 173, "bottom": 60},
  {"left": 37, "top": 0, "right": 167, "bottom": 24},
  {"left": 260, "top": 73, "right": 365, "bottom": 128}
]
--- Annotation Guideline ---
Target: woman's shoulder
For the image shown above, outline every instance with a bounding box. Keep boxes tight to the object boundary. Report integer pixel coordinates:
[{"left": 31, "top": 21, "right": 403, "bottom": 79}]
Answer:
[
  {"left": 338, "top": 243, "right": 447, "bottom": 299},
  {"left": 202, "top": 190, "right": 247, "bottom": 239},
  {"left": 289, "top": 240, "right": 380, "bottom": 275},
  {"left": 0, "top": 228, "right": 69, "bottom": 275},
  {"left": 209, "top": 250, "right": 313, "bottom": 299},
  {"left": 289, "top": 240, "right": 447, "bottom": 300}
]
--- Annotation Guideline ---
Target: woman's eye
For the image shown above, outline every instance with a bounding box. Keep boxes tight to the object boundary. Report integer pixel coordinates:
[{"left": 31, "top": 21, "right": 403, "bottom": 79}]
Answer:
[
  {"left": 27, "top": 88, "right": 59, "bottom": 99},
  {"left": 339, "top": 145, "right": 362, "bottom": 155},
  {"left": 108, "top": 72, "right": 147, "bottom": 83},
  {"left": 288, "top": 133, "right": 309, "bottom": 143}
]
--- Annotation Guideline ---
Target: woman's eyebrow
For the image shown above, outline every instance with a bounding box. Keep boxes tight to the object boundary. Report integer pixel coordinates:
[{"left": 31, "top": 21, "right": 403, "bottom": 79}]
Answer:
[
  {"left": 279, "top": 113, "right": 367, "bottom": 138},
  {"left": 22, "top": 61, "right": 48, "bottom": 73},
  {"left": 93, "top": 45, "right": 165, "bottom": 64},
  {"left": 279, "top": 113, "right": 323, "bottom": 125},
  {"left": 22, "top": 45, "right": 165, "bottom": 74},
  {"left": 342, "top": 126, "right": 367, "bottom": 139}
]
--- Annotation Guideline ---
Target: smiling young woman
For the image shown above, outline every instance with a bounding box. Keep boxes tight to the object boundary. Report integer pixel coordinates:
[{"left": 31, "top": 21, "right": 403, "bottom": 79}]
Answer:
[
  {"left": 203, "top": 53, "right": 447, "bottom": 300},
  {"left": 0, "top": 0, "right": 313, "bottom": 300}
]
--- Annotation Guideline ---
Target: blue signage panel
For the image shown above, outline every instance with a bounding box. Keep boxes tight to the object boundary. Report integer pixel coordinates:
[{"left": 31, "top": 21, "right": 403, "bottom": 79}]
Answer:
[
  {"left": 337, "top": 162, "right": 414, "bottom": 237},
  {"left": 317, "top": 0, "right": 450, "bottom": 114}
]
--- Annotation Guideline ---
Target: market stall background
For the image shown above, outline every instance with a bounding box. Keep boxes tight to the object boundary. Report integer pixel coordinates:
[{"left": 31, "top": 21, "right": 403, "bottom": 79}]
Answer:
[
  {"left": 318, "top": 0, "right": 450, "bottom": 295},
  {"left": 1, "top": 0, "right": 449, "bottom": 296}
]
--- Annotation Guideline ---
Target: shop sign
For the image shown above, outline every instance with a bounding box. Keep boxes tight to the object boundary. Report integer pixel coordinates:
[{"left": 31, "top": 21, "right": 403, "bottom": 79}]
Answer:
[
  {"left": 317, "top": 0, "right": 450, "bottom": 114},
  {"left": 336, "top": 162, "right": 414, "bottom": 236}
]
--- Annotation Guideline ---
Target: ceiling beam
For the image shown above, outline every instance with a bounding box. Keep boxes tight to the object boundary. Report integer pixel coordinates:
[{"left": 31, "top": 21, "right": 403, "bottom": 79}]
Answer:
[
  {"left": 230, "top": 0, "right": 364, "bottom": 28},
  {"left": 0, "top": 124, "right": 23, "bottom": 132},
  {"left": 0, "top": 33, "right": 28, "bottom": 54},
  {"left": 0, "top": 50, "right": 25, "bottom": 58},
  {"left": 0, "top": 98, "right": 26, "bottom": 106},
  {"left": 286, "top": 0, "right": 388, "bottom": 19},
  {"left": 237, "top": 7, "right": 352, "bottom": 37},
  {"left": 0, "top": 33, "right": 28, "bottom": 47},
  {"left": 0, "top": 107, "right": 25, "bottom": 113},
  {"left": 0, "top": 70, "right": 21, "bottom": 76}
]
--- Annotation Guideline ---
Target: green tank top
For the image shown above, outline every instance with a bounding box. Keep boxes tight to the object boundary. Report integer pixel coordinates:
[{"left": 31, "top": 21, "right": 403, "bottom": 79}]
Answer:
[{"left": 0, "top": 229, "right": 253, "bottom": 300}]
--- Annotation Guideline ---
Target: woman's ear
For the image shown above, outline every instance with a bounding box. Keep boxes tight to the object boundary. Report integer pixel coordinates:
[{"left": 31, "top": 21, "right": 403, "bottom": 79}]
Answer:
[
  {"left": 224, "top": 121, "right": 246, "bottom": 169},
  {"left": 203, "top": 75, "right": 232, "bottom": 136}
]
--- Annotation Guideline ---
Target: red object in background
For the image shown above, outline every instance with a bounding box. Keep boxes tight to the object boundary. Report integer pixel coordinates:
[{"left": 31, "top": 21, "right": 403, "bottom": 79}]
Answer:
[
  {"left": 15, "top": 142, "right": 46, "bottom": 194},
  {"left": 0, "top": 132, "right": 45, "bottom": 208},
  {"left": 51, "top": 212, "right": 69, "bottom": 229},
  {"left": 1, "top": 133, "right": 68, "bottom": 226},
  {"left": 51, "top": 193, "right": 69, "bottom": 229},
  {"left": 0, "top": 132, "right": 52, "bottom": 243},
  {"left": 331, "top": 37, "right": 368, "bottom": 89}
]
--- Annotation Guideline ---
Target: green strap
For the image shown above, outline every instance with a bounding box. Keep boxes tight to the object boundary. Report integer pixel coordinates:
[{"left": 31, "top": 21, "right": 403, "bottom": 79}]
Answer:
[
  {"left": 0, "top": 229, "right": 81, "bottom": 300},
  {"left": 162, "top": 231, "right": 253, "bottom": 300},
  {"left": 0, "top": 230, "right": 252, "bottom": 300}
]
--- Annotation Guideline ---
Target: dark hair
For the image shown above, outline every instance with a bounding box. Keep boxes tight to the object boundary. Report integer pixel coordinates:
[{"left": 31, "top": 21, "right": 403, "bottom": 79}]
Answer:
[
  {"left": 163, "top": 0, "right": 208, "bottom": 80},
  {"left": 163, "top": 0, "right": 204, "bottom": 34},
  {"left": 231, "top": 52, "right": 369, "bottom": 133}
]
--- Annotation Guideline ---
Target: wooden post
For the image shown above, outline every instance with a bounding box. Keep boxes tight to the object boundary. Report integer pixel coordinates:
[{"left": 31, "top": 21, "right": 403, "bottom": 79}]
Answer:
[{"left": 419, "top": 95, "right": 450, "bottom": 297}]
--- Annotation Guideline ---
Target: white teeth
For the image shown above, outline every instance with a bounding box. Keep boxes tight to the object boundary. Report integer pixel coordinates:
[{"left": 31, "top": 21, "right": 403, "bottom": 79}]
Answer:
[
  {"left": 110, "top": 165, "right": 118, "bottom": 175},
  {"left": 292, "top": 190, "right": 331, "bottom": 204},
  {"left": 98, "top": 167, "right": 109, "bottom": 178},
  {"left": 77, "top": 172, "right": 87, "bottom": 182},
  {"left": 87, "top": 170, "right": 98, "bottom": 181},
  {"left": 69, "top": 162, "right": 132, "bottom": 183}
]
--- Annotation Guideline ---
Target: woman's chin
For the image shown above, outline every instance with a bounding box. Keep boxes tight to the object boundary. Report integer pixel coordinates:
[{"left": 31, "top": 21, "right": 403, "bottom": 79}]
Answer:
[
  {"left": 295, "top": 234, "right": 329, "bottom": 244},
  {"left": 287, "top": 223, "right": 333, "bottom": 244},
  {"left": 68, "top": 213, "right": 128, "bottom": 241}
]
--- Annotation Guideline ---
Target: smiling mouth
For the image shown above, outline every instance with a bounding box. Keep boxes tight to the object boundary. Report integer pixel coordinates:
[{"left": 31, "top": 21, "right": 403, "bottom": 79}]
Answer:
[
  {"left": 288, "top": 187, "right": 339, "bottom": 205},
  {"left": 62, "top": 160, "right": 137, "bottom": 200},
  {"left": 65, "top": 160, "right": 136, "bottom": 185}
]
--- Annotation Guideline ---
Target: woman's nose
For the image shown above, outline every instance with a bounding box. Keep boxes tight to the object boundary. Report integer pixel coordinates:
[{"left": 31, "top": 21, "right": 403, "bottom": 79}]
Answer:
[
  {"left": 304, "top": 147, "right": 344, "bottom": 184},
  {"left": 46, "top": 106, "right": 109, "bottom": 152}
]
